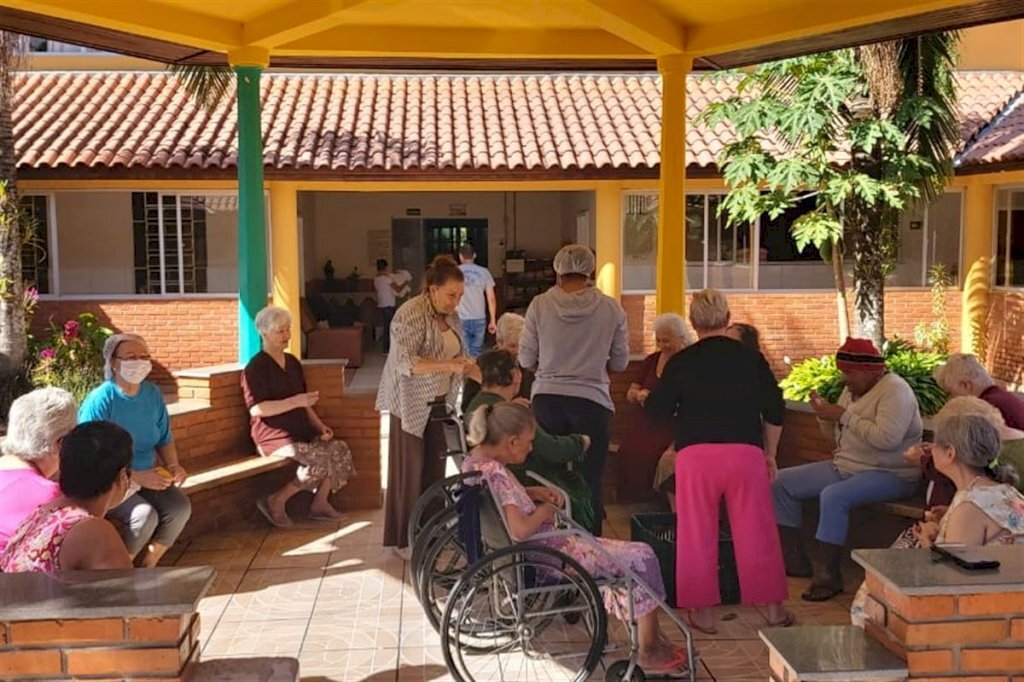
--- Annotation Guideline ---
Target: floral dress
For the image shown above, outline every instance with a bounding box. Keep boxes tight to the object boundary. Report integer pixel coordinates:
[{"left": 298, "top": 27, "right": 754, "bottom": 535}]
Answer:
[
  {"left": 852, "top": 482, "right": 1024, "bottom": 626},
  {"left": 462, "top": 454, "right": 666, "bottom": 620},
  {"left": 0, "top": 505, "right": 92, "bottom": 573}
]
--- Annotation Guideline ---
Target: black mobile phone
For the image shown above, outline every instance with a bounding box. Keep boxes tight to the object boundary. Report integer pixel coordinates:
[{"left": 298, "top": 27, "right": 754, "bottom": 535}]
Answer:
[{"left": 931, "top": 544, "right": 1001, "bottom": 571}]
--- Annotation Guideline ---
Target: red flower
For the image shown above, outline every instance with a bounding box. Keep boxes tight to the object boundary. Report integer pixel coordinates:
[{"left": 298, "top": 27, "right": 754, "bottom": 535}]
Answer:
[
  {"left": 40, "top": 348, "right": 56, "bottom": 360},
  {"left": 63, "top": 319, "right": 80, "bottom": 341}
]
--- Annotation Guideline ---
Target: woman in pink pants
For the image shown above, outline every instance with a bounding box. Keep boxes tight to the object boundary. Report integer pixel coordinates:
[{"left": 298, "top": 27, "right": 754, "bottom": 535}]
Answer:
[{"left": 647, "top": 290, "right": 791, "bottom": 634}]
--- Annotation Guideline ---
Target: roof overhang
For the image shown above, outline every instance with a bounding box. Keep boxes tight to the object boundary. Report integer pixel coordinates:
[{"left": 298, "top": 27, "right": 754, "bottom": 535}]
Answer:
[{"left": 2, "top": 0, "right": 1022, "bottom": 71}]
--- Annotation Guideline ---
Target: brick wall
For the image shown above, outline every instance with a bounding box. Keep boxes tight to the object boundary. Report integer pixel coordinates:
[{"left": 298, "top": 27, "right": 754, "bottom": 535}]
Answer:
[
  {"left": 987, "top": 290, "right": 1024, "bottom": 387},
  {"left": 861, "top": 572, "right": 1024, "bottom": 680},
  {"left": 0, "top": 613, "right": 199, "bottom": 681},
  {"left": 623, "top": 290, "right": 964, "bottom": 378},
  {"left": 33, "top": 298, "right": 238, "bottom": 385}
]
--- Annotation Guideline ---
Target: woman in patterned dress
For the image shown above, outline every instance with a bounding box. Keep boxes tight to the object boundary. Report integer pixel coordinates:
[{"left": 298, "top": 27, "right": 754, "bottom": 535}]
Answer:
[
  {"left": 1, "top": 421, "right": 133, "bottom": 573},
  {"left": 242, "top": 306, "right": 356, "bottom": 527},
  {"left": 461, "top": 402, "right": 687, "bottom": 673},
  {"left": 851, "top": 413, "right": 1023, "bottom": 626},
  {"left": 376, "top": 255, "right": 481, "bottom": 553}
]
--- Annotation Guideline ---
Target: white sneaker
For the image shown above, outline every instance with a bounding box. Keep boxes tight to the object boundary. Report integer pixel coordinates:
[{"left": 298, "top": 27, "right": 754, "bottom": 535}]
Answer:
[{"left": 393, "top": 546, "right": 412, "bottom": 561}]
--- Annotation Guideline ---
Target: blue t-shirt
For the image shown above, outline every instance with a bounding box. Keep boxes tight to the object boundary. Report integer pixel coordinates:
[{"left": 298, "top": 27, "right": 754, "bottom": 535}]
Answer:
[
  {"left": 457, "top": 263, "right": 495, "bottom": 321},
  {"left": 78, "top": 380, "right": 172, "bottom": 471}
]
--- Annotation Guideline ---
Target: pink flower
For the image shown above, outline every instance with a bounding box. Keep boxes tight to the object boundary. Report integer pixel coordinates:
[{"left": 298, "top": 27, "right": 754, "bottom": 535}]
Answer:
[
  {"left": 62, "top": 319, "right": 80, "bottom": 340},
  {"left": 23, "top": 286, "right": 39, "bottom": 303},
  {"left": 39, "top": 348, "right": 55, "bottom": 360}
]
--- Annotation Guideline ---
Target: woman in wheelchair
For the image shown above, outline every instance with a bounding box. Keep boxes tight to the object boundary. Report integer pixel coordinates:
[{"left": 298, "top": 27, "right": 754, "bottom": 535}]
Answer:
[
  {"left": 462, "top": 402, "right": 688, "bottom": 673},
  {"left": 465, "top": 349, "right": 599, "bottom": 532}
]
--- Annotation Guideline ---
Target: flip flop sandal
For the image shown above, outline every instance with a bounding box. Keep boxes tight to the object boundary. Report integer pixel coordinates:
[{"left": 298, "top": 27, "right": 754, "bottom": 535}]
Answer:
[
  {"left": 764, "top": 611, "right": 797, "bottom": 627},
  {"left": 309, "top": 513, "right": 348, "bottom": 522},
  {"left": 685, "top": 611, "right": 718, "bottom": 635},
  {"left": 256, "top": 497, "right": 292, "bottom": 528}
]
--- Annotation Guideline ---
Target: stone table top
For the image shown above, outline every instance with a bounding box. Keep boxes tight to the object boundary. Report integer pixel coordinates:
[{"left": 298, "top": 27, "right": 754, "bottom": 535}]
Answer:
[
  {"left": 759, "top": 626, "right": 907, "bottom": 681},
  {"left": 0, "top": 566, "right": 215, "bottom": 621},
  {"left": 852, "top": 546, "right": 1024, "bottom": 596}
]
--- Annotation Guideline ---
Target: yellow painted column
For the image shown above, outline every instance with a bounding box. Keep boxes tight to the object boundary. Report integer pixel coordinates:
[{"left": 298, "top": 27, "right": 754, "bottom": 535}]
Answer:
[
  {"left": 656, "top": 54, "right": 691, "bottom": 315},
  {"left": 595, "top": 182, "right": 622, "bottom": 301},
  {"left": 269, "top": 182, "right": 302, "bottom": 357},
  {"left": 961, "top": 181, "right": 994, "bottom": 357}
]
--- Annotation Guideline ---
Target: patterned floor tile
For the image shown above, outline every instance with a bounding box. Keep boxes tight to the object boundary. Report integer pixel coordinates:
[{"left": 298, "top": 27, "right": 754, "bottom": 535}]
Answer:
[
  {"left": 220, "top": 567, "right": 324, "bottom": 622},
  {"left": 203, "top": 617, "right": 308, "bottom": 657}
]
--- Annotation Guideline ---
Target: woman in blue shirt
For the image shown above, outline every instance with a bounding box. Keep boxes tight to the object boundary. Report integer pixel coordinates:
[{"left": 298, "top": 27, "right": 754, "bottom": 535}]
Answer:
[{"left": 79, "top": 333, "right": 192, "bottom": 567}]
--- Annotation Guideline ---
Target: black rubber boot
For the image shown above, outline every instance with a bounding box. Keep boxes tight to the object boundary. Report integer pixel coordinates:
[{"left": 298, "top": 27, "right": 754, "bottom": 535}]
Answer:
[
  {"left": 801, "top": 541, "right": 845, "bottom": 602},
  {"left": 778, "top": 525, "right": 812, "bottom": 578}
]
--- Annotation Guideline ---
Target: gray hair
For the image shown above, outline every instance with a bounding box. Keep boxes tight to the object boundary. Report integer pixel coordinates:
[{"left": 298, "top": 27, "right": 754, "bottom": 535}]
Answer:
[
  {"left": 654, "top": 313, "right": 694, "bottom": 344},
  {"left": 495, "top": 313, "right": 525, "bottom": 347},
  {"left": 689, "top": 289, "right": 730, "bottom": 332},
  {"left": 255, "top": 306, "right": 291, "bottom": 337},
  {"left": 467, "top": 402, "right": 536, "bottom": 447},
  {"left": 934, "top": 413, "right": 1019, "bottom": 487},
  {"left": 934, "top": 353, "right": 995, "bottom": 393},
  {"left": 0, "top": 387, "right": 77, "bottom": 462},
  {"left": 102, "top": 333, "right": 149, "bottom": 381}
]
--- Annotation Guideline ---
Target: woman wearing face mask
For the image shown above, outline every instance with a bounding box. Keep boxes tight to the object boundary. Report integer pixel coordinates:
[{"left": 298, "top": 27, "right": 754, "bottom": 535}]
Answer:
[
  {"left": 376, "top": 254, "right": 481, "bottom": 556},
  {"left": 1, "top": 421, "right": 134, "bottom": 572},
  {"left": 78, "top": 333, "right": 192, "bottom": 567}
]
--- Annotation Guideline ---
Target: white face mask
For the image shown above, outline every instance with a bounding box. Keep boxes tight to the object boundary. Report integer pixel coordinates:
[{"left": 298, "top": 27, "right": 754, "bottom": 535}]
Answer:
[{"left": 118, "top": 359, "right": 152, "bottom": 385}]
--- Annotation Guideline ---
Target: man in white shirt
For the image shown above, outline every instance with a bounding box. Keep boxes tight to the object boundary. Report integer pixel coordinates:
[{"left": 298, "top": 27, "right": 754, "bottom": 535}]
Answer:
[
  {"left": 772, "top": 337, "right": 922, "bottom": 602},
  {"left": 373, "top": 259, "right": 403, "bottom": 352},
  {"left": 456, "top": 244, "right": 497, "bottom": 358}
]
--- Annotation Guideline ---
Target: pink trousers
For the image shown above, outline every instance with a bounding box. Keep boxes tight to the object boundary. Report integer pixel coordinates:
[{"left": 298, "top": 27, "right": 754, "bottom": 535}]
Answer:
[{"left": 675, "top": 443, "right": 788, "bottom": 609}]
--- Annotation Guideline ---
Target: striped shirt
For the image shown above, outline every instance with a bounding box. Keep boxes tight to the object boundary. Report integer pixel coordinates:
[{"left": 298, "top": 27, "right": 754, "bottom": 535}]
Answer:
[{"left": 376, "top": 293, "right": 467, "bottom": 437}]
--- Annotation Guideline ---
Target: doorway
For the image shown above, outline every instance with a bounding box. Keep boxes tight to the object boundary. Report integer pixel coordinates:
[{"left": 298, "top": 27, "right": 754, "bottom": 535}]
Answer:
[{"left": 424, "top": 218, "right": 488, "bottom": 266}]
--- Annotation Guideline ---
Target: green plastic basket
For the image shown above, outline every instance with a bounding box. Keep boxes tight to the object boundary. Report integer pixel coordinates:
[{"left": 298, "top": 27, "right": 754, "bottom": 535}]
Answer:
[{"left": 630, "top": 511, "right": 741, "bottom": 606}]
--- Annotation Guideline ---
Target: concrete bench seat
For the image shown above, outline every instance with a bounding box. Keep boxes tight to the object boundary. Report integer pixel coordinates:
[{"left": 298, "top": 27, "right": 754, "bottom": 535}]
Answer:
[
  {"left": 190, "top": 657, "right": 299, "bottom": 681},
  {"left": 761, "top": 625, "right": 907, "bottom": 682},
  {"left": 180, "top": 454, "right": 292, "bottom": 496}
]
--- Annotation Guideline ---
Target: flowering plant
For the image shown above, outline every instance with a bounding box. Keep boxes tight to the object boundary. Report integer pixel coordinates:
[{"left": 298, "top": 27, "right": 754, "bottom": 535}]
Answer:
[{"left": 32, "top": 313, "right": 113, "bottom": 403}]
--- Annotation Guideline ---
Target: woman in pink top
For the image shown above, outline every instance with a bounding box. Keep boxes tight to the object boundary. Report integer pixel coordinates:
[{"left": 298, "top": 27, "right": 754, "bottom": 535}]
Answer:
[
  {"left": 2, "top": 421, "right": 133, "bottom": 573},
  {"left": 0, "top": 387, "right": 77, "bottom": 554}
]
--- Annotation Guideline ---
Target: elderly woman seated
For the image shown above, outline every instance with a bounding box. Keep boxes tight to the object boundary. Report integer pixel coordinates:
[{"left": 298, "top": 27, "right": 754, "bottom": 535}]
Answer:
[
  {"left": 464, "top": 349, "right": 596, "bottom": 531},
  {"left": 79, "top": 333, "right": 191, "bottom": 567},
  {"left": 935, "top": 353, "right": 1024, "bottom": 429},
  {"left": 1, "top": 421, "right": 133, "bottom": 572},
  {"left": 0, "top": 388, "right": 78, "bottom": 554},
  {"left": 620, "top": 313, "right": 693, "bottom": 505},
  {"left": 852, "top": 412, "right": 1023, "bottom": 626},
  {"left": 462, "top": 312, "right": 531, "bottom": 412},
  {"left": 242, "top": 306, "right": 356, "bottom": 527}
]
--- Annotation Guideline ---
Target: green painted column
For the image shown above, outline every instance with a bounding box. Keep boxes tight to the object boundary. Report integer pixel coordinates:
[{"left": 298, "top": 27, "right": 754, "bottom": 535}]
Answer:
[{"left": 235, "top": 65, "right": 267, "bottom": 363}]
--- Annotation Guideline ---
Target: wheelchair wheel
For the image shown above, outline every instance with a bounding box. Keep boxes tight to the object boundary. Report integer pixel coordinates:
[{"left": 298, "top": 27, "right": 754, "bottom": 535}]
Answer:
[
  {"left": 441, "top": 544, "right": 607, "bottom": 682},
  {"left": 417, "top": 520, "right": 469, "bottom": 633},
  {"left": 407, "top": 472, "right": 475, "bottom": 550},
  {"left": 605, "top": 660, "right": 646, "bottom": 682},
  {"left": 410, "top": 507, "right": 458, "bottom": 603}
]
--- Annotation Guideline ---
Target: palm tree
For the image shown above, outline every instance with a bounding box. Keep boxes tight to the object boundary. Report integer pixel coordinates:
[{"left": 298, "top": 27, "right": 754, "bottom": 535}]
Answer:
[
  {"left": 0, "top": 31, "right": 26, "bottom": 413},
  {"left": 168, "top": 63, "right": 234, "bottom": 111},
  {"left": 849, "top": 33, "right": 960, "bottom": 347}
]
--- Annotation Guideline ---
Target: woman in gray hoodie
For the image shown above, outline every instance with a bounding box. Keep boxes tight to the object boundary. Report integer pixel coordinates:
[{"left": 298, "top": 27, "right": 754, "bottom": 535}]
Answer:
[{"left": 518, "top": 244, "right": 629, "bottom": 534}]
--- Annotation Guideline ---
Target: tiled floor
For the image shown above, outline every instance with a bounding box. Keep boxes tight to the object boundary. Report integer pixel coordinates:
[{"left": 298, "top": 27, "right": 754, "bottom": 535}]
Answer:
[{"left": 170, "top": 505, "right": 862, "bottom": 681}]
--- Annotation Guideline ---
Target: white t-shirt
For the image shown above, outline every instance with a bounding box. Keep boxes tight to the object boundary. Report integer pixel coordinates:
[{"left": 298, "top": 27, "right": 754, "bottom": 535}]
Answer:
[
  {"left": 374, "top": 274, "right": 397, "bottom": 308},
  {"left": 457, "top": 263, "right": 495, "bottom": 320}
]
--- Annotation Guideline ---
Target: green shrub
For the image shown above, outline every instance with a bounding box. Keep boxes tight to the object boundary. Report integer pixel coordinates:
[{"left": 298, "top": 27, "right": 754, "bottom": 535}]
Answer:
[
  {"left": 780, "top": 337, "right": 948, "bottom": 416},
  {"left": 31, "top": 313, "right": 113, "bottom": 404}
]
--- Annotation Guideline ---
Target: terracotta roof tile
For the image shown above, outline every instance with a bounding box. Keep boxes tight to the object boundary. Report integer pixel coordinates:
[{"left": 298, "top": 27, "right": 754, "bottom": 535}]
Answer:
[{"left": 12, "top": 71, "right": 1024, "bottom": 175}]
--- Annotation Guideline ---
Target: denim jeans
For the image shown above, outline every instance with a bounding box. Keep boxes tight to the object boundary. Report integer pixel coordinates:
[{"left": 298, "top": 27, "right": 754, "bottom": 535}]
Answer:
[
  {"left": 379, "top": 306, "right": 395, "bottom": 352},
  {"left": 461, "top": 318, "right": 487, "bottom": 358},
  {"left": 772, "top": 460, "right": 918, "bottom": 546}
]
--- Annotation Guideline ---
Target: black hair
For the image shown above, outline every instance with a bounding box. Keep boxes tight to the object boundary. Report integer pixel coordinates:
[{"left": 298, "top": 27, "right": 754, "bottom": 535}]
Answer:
[
  {"left": 424, "top": 254, "right": 464, "bottom": 288},
  {"left": 59, "top": 421, "right": 133, "bottom": 499},
  {"left": 478, "top": 349, "right": 517, "bottom": 387},
  {"left": 459, "top": 243, "right": 476, "bottom": 259},
  {"left": 728, "top": 323, "right": 761, "bottom": 351},
  {"left": 376, "top": 259, "right": 388, "bottom": 271}
]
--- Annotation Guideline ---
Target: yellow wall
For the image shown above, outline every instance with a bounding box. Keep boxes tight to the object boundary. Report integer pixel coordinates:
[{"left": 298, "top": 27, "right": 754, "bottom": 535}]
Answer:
[{"left": 958, "top": 20, "right": 1024, "bottom": 71}]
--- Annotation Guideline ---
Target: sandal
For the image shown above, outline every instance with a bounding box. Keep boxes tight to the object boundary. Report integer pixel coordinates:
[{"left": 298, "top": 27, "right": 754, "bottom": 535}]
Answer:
[
  {"left": 684, "top": 611, "right": 717, "bottom": 635},
  {"left": 764, "top": 610, "right": 797, "bottom": 628},
  {"left": 256, "top": 497, "right": 292, "bottom": 528},
  {"left": 801, "top": 582, "right": 843, "bottom": 602}
]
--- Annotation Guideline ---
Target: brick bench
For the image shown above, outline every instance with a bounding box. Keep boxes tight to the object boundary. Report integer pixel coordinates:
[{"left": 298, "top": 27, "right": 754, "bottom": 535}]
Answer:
[
  {"left": 761, "top": 625, "right": 908, "bottom": 682},
  {"left": 0, "top": 567, "right": 213, "bottom": 681}
]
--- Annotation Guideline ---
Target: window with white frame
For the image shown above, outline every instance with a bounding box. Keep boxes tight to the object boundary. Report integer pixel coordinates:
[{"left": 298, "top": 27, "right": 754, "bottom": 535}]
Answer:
[
  {"left": 621, "top": 190, "right": 963, "bottom": 292},
  {"left": 20, "top": 194, "right": 52, "bottom": 294},
  {"left": 995, "top": 187, "right": 1024, "bottom": 288}
]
